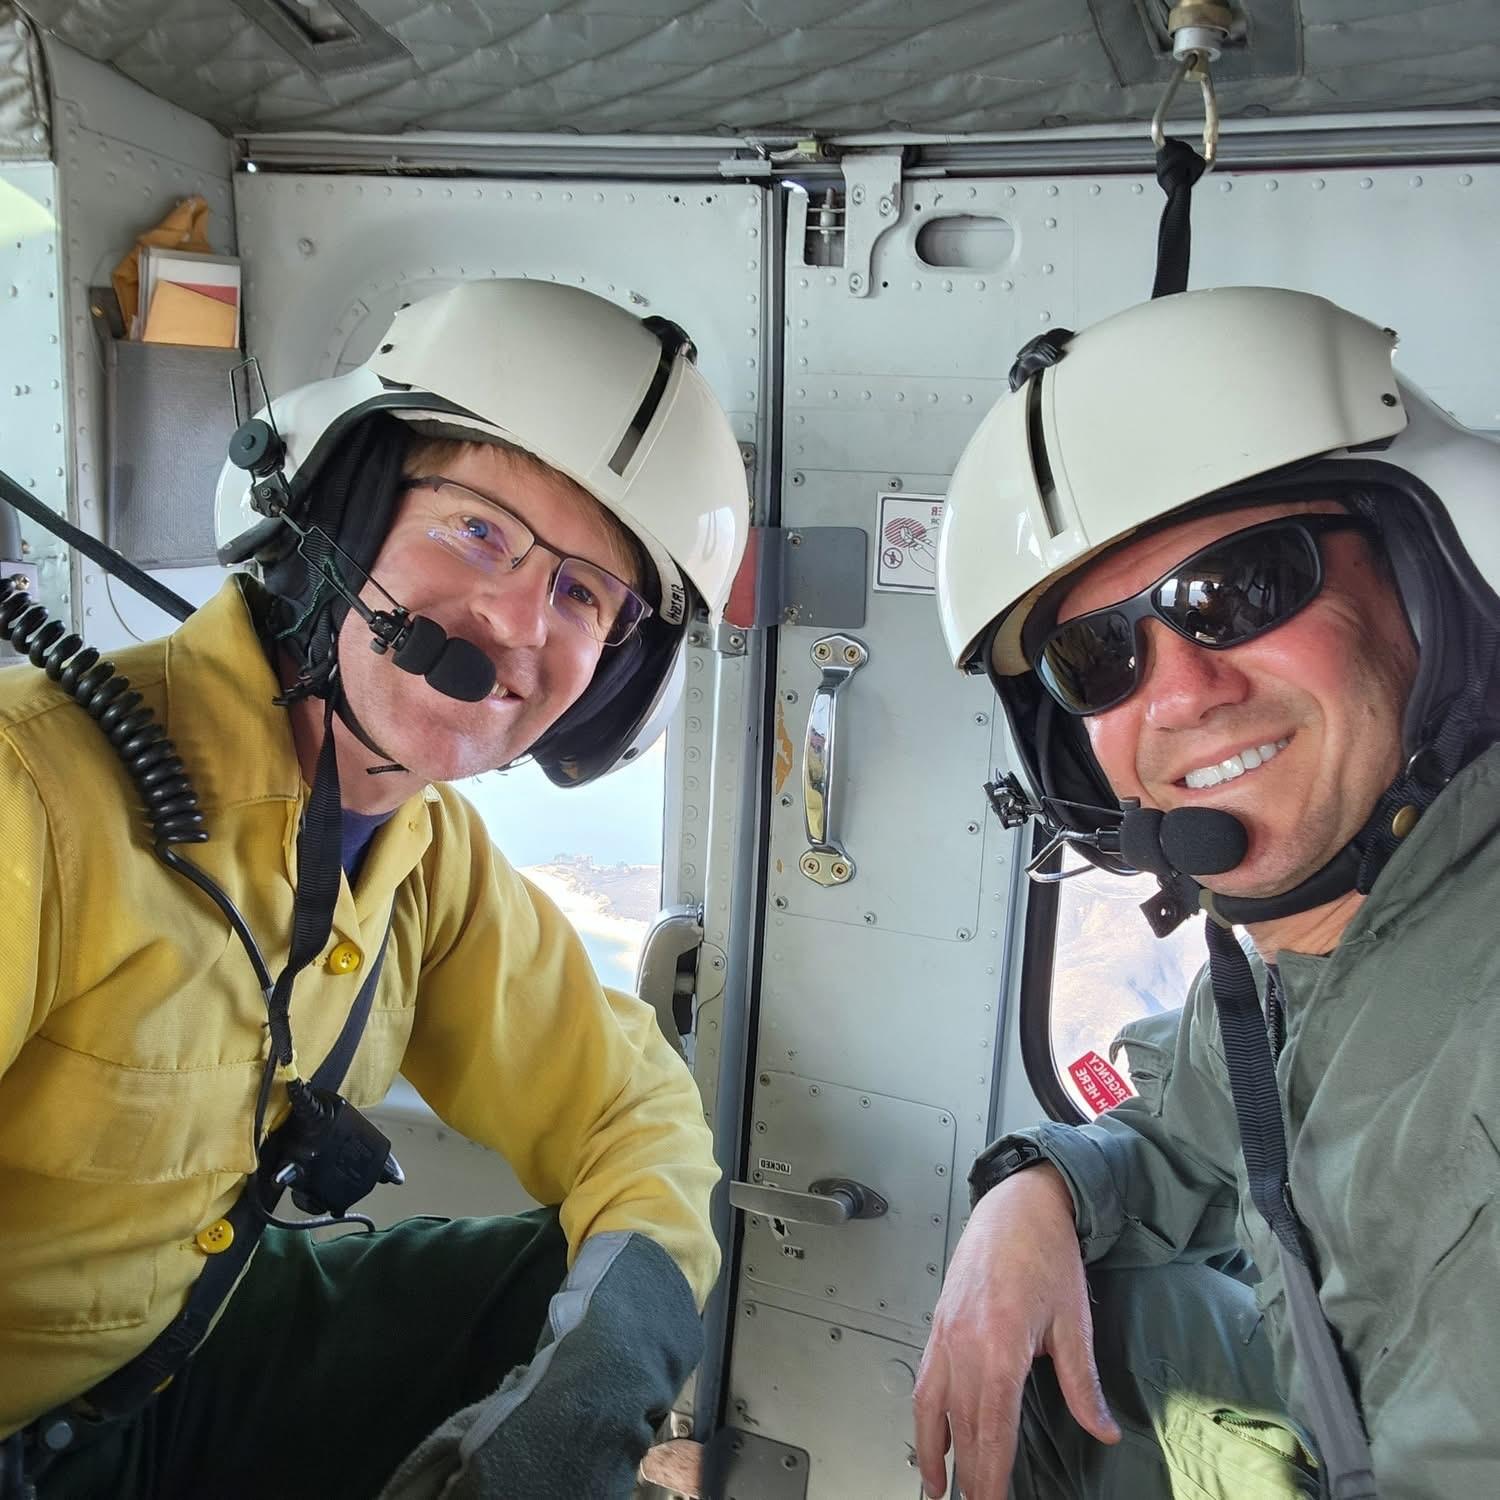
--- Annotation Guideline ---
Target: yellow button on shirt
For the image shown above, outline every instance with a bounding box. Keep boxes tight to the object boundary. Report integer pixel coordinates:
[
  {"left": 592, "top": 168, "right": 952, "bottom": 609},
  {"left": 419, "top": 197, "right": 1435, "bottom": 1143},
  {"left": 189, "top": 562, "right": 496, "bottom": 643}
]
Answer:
[
  {"left": 326, "top": 941, "right": 363, "bottom": 975},
  {"left": 194, "top": 1219, "right": 235, "bottom": 1255}
]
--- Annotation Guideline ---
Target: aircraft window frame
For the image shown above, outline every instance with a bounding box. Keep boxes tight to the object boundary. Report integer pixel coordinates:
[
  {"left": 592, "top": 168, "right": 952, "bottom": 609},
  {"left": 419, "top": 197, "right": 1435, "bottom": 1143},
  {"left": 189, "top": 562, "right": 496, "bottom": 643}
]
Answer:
[
  {"left": 1022, "top": 830, "right": 1208, "bottom": 1123},
  {"left": 1018, "top": 839, "right": 1087, "bottom": 1124}
]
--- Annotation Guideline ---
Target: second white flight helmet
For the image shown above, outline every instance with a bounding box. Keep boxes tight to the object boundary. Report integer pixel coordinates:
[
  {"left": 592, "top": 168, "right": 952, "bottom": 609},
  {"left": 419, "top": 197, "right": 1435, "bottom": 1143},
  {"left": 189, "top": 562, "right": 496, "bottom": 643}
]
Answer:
[
  {"left": 216, "top": 279, "right": 751, "bottom": 784},
  {"left": 936, "top": 285, "right": 1500, "bottom": 873}
]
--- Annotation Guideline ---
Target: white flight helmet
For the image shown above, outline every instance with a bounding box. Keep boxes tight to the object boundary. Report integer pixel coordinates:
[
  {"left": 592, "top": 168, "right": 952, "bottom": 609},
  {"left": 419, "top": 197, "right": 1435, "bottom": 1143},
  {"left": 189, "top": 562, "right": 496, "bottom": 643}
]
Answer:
[
  {"left": 937, "top": 285, "right": 1500, "bottom": 880},
  {"left": 215, "top": 279, "right": 750, "bottom": 785}
]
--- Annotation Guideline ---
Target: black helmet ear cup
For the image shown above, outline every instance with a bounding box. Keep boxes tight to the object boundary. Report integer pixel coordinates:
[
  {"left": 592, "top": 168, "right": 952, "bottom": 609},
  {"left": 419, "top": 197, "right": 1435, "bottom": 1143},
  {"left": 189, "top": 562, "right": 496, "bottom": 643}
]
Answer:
[
  {"left": 260, "top": 414, "right": 410, "bottom": 674},
  {"left": 527, "top": 606, "right": 683, "bottom": 787},
  {"left": 228, "top": 419, "right": 285, "bottom": 480}
]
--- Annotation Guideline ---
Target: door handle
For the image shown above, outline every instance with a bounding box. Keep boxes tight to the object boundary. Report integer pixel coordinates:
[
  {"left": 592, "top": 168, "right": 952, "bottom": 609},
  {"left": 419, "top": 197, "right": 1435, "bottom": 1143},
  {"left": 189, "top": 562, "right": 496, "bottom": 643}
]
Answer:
[
  {"left": 728, "top": 1177, "right": 888, "bottom": 1226},
  {"left": 800, "top": 633, "right": 868, "bottom": 886},
  {"left": 634, "top": 904, "right": 703, "bottom": 1058}
]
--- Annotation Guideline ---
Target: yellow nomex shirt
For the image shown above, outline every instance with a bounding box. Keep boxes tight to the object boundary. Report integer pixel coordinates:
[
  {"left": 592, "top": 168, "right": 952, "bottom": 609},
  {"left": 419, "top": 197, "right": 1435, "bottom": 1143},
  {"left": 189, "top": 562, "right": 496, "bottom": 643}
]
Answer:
[{"left": 0, "top": 579, "right": 720, "bottom": 1436}]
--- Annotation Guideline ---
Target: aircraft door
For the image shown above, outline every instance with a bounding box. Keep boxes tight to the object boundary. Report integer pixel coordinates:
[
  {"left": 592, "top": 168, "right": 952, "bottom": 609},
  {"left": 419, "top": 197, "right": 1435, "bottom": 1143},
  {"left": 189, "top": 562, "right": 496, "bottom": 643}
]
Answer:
[{"left": 721, "top": 150, "right": 1500, "bottom": 1498}]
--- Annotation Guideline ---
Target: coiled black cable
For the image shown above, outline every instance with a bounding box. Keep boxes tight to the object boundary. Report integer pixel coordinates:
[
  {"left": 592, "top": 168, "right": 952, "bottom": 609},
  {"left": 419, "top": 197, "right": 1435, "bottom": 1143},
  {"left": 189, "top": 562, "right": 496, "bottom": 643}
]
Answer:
[{"left": 1, "top": 582, "right": 273, "bottom": 994}]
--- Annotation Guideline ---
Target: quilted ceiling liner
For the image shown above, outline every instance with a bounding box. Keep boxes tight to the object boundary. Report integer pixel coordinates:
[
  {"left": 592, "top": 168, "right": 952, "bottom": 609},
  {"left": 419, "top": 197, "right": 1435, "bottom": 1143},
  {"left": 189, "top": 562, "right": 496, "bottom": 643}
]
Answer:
[{"left": 15, "top": 0, "right": 1500, "bottom": 140}]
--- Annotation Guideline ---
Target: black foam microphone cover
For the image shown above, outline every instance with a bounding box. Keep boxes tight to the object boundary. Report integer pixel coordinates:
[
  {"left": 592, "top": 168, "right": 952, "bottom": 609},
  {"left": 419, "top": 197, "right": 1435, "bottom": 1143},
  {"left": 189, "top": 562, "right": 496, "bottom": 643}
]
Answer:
[
  {"left": 1119, "top": 804, "right": 1169, "bottom": 876},
  {"left": 1160, "top": 806, "right": 1249, "bottom": 876},
  {"left": 424, "top": 637, "right": 495, "bottom": 703}
]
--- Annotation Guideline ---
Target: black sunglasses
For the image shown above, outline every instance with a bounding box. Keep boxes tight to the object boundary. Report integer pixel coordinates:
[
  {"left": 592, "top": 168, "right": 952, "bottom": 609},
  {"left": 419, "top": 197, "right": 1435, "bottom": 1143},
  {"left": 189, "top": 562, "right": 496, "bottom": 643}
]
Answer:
[{"left": 1029, "top": 514, "right": 1373, "bottom": 717}]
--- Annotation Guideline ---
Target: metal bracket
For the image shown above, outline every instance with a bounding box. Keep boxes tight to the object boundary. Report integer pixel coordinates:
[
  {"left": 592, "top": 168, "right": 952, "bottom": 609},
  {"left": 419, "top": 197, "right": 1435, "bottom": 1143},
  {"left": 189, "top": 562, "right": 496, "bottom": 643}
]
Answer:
[
  {"left": 702, "top": 1429, "right": 810, "bottom": 1500},
  {"left": 712, "top": 621, "right": 748, "bottom": 657},
  {"left": 724, "top": 525, "right": 868, "bottom": 631},
  {"left": 840, "top": 151, "right": 903, "bottom": 298}
]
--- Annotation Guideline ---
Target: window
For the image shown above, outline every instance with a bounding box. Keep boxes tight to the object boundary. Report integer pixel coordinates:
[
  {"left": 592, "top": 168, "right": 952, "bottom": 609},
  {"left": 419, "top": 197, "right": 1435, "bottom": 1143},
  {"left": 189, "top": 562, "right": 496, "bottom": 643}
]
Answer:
[
  {"left": 457, "top": 740, "right": 668, "bottom": 993},
  {"left": 1036, "top": 861, "right": 1206, "bottom": 1118}
]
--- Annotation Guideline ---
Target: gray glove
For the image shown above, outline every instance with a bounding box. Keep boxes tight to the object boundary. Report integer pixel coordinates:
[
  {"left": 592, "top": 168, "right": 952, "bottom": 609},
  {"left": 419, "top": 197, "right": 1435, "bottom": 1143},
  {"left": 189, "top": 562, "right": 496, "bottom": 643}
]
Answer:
[{"left": 380, "top": 1232, "right": 703, "bottom": 1500}]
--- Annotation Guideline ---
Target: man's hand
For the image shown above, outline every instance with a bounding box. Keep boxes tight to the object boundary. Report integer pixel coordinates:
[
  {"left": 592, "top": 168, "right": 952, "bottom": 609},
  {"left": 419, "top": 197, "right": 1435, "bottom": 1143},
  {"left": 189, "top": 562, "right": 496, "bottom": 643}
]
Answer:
[{"left": 913, "top": 1162, "right": 1120, "bottom": 1499}]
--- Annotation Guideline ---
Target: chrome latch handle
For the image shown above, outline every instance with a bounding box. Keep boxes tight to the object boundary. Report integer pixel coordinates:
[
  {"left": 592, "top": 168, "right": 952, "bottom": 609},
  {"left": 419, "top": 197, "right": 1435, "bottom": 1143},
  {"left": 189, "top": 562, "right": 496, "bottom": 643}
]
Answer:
[
  {"left": 800, "top": 633, "right": 868, "bottom": 887},
  {"left": 728, "top": 1177, "right": 888, "bottom": 1226}
]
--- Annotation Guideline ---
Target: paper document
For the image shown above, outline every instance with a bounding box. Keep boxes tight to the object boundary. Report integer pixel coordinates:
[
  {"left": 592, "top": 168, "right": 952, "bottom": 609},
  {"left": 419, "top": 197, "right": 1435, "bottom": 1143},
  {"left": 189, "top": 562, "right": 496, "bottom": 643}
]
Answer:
[
  {"left": 136, "top": 245, "right": 241, "bottom": 346},
  {"left": 142, "top": 281, "right": 239, "bottom": 348}
]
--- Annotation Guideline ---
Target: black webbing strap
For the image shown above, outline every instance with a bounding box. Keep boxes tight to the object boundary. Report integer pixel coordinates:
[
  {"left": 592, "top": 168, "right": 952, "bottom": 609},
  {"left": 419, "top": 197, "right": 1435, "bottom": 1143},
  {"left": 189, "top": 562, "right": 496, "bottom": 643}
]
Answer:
[
  {"left": 1151, "top": 137, "right": 1208, "bottom": 300},
  {"left": 78, "top": 900, "right": 398, "bottom": 1423},
  {"left": 0, "top": 468, "right": 194, "bottom": 624},
  {"left": 263, "top": 694, "right": 344, "bottom": 1081},
  {"left": 1204, "top": 919, "right": 1378, "bottom": 1500}
]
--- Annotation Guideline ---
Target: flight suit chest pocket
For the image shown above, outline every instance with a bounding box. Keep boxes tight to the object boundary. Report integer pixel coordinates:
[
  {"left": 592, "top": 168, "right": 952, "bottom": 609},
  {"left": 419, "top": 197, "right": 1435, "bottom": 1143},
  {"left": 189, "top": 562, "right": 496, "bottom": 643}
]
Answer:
[{"left": 0, "top": 1035, "right": 263, "bottom": 1183}]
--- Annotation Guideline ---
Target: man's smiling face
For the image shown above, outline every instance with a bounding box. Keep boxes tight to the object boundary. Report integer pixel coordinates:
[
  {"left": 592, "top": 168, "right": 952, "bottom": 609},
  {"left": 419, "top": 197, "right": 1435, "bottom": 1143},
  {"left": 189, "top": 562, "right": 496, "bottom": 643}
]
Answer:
[
  {"left": 1057, "top": 499, "right": 1419, "bottom": 899},
  {"left": 334, "top": 439, "right": 640, "bottom": 787}
]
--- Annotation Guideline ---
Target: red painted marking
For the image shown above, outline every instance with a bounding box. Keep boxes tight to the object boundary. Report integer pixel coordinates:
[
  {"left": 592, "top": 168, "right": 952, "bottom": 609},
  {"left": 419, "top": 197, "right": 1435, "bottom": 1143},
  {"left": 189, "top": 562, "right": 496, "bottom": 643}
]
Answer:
[
  {"left": 883, "top": 517, "right": 927, "bottom": 547},
  {"left": 1066, "top": 1050, "right": 1134, "bottom": 1114},
  {"left": 723, "top": 526, "right": 762, "bottom": 628}
]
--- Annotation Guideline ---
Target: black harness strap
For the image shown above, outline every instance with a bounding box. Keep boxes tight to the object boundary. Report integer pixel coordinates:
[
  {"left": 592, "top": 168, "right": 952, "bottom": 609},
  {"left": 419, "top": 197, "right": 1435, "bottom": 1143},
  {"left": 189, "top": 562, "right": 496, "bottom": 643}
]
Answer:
[
  {"left": 263, "top": 694, "right": 344, "bottom": 1080},
  {"left": 1151, "top": 137, "right": 1208, "bottom": 300},
  {"left": 1204, "top": 920, "right": 1378, "bottom": 1500},
  {"left": 78, "top": 899, "right": 399, "bottom": 1423}
]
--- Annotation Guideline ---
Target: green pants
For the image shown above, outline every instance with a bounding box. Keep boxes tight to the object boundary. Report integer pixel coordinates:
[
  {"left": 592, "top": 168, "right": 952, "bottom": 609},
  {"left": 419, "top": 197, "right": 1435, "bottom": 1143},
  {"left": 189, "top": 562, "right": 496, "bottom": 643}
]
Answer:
[
  {"left": 36, "top": 1210, "right": 568, "bottom": 1500},
  {"left": 1013, "top": 1263, "right": 1322, "bottom": 1500}
]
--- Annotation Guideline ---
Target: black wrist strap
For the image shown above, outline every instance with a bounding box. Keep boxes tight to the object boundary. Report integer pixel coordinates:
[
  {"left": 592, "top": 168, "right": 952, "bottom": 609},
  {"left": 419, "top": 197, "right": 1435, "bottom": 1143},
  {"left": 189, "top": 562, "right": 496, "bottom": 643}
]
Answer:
[{"left": 967, "top": 1138, "right": 1045, "bottom": 1208}]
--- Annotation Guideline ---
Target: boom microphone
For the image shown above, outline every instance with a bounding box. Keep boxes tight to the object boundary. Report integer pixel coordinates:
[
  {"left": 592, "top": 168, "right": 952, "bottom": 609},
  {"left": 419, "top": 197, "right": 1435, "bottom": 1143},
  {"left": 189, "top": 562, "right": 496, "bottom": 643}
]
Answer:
[
  {"left": 1120, "top": 800, "right": 1249, "bottom": 878},
  {"left": 1161, "top": 807, "right": 1248, "bottom": 876},
  {"left": 364, "top": 605, "right": 496, "bottom": 703}
]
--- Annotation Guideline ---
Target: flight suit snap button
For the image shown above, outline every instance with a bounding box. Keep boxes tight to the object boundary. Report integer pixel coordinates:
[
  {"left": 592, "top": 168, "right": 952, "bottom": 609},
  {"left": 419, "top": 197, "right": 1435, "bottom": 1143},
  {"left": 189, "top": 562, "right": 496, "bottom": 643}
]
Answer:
[
  {"left": 195, "top": 1218, "right": 234, "bottom": 1254},
  {"left": 1391, "top": 804, "right": 1419, "bottom": 838},
  {"left": 326, "top": 941, "right": 363, "bottom": 975}
]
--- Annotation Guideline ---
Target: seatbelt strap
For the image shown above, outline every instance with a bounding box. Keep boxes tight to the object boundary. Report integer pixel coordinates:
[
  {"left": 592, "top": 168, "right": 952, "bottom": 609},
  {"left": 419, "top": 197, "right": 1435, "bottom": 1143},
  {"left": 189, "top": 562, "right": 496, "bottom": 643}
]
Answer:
[
  {"left": 1204, "top": 919, "right": 1378, "bottom": 1500},
  {"left": 78, "top": 899, "right": 399, "bottom": 1422}
]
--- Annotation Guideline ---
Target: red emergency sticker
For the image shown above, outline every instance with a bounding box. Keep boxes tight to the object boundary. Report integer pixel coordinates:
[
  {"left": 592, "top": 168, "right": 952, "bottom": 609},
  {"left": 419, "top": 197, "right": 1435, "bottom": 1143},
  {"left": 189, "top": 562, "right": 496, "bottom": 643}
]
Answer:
[{"left": 1066, "top": 1050, "right": 1135, "bottom": 1114}]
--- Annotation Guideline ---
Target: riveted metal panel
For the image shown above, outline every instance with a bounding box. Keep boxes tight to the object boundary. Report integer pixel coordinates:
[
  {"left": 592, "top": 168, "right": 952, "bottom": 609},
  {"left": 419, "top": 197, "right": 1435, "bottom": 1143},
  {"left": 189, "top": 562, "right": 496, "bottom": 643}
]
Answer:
[
  {"left": 728, "top": 1303, "right": 927, "bottom": 1499},
  {"left": 742, "top": 1074, "right": 954, "bottom": 1325},
  {"left": 768, "top": 486, "right": 996, "bottom": 939},
  {"left": 48, "top": 39, "right": 234, "bottom": 648},
  {"left": 234, "top": 173, "right": 766, "bottom": 425},
  {"left": 0, "top": 160, "right": 68, "bottom": 632}
]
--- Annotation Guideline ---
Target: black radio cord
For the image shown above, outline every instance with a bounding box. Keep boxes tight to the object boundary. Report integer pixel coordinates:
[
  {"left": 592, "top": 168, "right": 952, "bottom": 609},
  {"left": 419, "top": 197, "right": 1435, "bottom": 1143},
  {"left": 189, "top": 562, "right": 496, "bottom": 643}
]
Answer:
[{"left": 0, "top": 583, "right": 273, "bottom": 995}]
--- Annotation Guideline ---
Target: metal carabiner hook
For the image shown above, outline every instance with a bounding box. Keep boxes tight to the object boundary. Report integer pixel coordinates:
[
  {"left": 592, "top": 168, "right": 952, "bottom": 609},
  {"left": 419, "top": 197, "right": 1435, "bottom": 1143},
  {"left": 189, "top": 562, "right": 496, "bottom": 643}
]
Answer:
[{"left": 1149, "top": 50, "right": 1221, "bottom": 170}]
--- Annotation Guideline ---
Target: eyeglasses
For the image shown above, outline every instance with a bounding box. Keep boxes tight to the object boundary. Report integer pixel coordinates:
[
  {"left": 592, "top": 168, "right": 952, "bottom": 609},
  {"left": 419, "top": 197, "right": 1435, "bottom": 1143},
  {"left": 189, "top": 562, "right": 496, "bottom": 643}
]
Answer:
[
  {"left": 1028, "top": 514, "right": 1372, "bottom": 716},
  {"left": 399, "top": 476, "right": 651, "bottom": 647}
]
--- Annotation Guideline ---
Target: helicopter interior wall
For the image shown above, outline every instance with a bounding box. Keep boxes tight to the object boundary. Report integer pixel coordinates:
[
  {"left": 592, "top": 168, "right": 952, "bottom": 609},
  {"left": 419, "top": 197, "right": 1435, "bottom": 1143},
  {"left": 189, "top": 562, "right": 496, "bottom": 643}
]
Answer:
[
  {"left": 8, "top": 22, "right": 1500, "bottom": 1496},
  {"left": 36, "top": 39, "right": 234, "bottom": 648}
]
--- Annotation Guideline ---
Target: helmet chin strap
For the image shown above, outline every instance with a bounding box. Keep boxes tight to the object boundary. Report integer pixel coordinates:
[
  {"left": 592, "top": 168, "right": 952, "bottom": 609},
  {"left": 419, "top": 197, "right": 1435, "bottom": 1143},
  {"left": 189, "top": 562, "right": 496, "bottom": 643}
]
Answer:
[{"left": 1123, "top": 620, "right": 1500, "bottom": 937}]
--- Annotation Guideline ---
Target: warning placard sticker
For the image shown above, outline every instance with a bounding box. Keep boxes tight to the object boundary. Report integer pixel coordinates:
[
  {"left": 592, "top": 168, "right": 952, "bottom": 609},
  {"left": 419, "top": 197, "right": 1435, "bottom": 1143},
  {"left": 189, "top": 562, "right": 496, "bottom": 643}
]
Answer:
[
  {"left": 1066, "top": 1050, "right": 1135, "bottom": 1115},
  {"left": 874, "top": 492, "right": 946, "bottom": 594}
]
